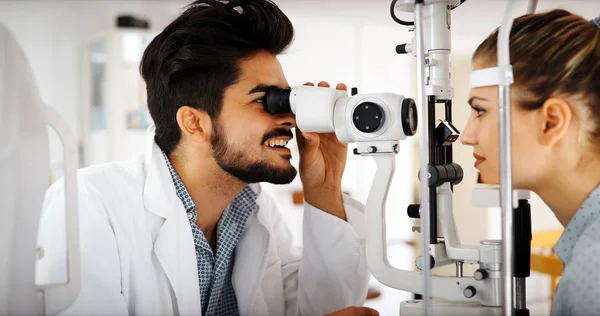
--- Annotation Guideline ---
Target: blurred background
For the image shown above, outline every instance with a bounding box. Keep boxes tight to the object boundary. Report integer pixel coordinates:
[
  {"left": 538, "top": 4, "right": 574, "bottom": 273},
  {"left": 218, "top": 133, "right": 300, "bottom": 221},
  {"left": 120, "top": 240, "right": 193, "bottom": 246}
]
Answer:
[{"left": 1, "top": 0, "right": 597, "bottom": 315}]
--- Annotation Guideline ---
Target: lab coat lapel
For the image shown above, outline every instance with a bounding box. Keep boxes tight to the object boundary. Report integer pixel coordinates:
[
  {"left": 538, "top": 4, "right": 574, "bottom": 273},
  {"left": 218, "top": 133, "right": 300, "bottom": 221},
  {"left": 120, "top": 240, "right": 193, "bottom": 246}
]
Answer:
[
  {"left": 232, "top": 209, "right": 270, "bottom": 315},
  {"left": 142, "top": 126, "right": 202, "bottom": 315}
]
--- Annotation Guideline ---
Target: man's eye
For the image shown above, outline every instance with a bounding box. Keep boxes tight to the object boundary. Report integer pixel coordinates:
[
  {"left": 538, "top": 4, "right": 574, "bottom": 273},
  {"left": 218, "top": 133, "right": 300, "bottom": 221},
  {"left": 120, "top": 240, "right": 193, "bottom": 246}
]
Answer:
[{"left": 255, "top": 97, "right": 265, "bottom": 104}]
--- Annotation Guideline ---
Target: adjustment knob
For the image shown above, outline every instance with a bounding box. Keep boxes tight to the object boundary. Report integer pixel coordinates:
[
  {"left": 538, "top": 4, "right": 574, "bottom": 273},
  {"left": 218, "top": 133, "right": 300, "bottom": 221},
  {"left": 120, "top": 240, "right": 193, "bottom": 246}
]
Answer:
[
  {"left": 473, "top": 269, "right": 488, "bottom": 281},
  {"left": 463, "top": 286, "right": 477, "bottom": 298},
  {"left": 396, "top": 43, "right": 411, "bottom": 54},
  {"left": 353, "top": 102, "right": 384, "bottom": 133},
  {"left": 407, "top": 204, "right": 420, "bottom": 219},
  {"left": 416, "top": 255, "right": 435, "bottom": 270}
]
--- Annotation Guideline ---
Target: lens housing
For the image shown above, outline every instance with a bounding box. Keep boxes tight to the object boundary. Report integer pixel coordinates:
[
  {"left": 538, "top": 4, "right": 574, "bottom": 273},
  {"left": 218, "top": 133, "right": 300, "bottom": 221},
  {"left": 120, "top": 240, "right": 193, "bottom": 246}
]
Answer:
[
  {"left": 401, "top": 98, "right": 417, "bottom": 136},
  {"left": 265, "top": 88, "right": 292, "bottom": 114}
]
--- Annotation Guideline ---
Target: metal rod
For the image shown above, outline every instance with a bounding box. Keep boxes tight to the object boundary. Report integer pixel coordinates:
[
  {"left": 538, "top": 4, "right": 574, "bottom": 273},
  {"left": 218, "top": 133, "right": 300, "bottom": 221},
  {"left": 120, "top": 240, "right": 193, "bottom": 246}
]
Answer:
[
  {"left": 515, "top": 278, "right": 526, "bottom": 310},
  {"left": 499, "top": 84, "right": 514, "bottom": 316},
  {"left": 498, "top": 1, "right": 517, "bottom": 314},
  {"left": 514, "top": 200, "right": 531, "bottom": 313},
  {"left": 428, "top": 97, "right": 438, "bottom": 244},
  {"left": 526, "top": 0, "right": 538, "bottom": 14},
  {"left": 414, "top": 0, "right": 431, "bottom": 314},
  {"left": 456, "top": 261, "right": 463, "bottom": 278},
  {"left": 445, "top": 100, "right": 452, "bottom": 163},
  {"left": 429, "top": 186, "right": 437, "bottom": 243},
  {"left": 429, "top": 97, "right": 437, "bottom": 164}
]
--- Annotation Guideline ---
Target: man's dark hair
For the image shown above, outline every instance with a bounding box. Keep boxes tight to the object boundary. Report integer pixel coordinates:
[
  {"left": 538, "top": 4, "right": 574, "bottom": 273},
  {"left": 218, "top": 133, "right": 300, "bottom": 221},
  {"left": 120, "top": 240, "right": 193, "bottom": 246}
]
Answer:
[{"left": 140, "top": 0, "right": 294, "bottom": 154}]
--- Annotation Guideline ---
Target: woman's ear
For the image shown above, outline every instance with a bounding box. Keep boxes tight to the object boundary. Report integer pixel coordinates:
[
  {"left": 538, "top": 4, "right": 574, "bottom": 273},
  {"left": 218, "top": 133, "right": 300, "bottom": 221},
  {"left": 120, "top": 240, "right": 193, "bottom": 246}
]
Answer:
[
  {"left": 176, "top": 106, "right": 213, "bottom": 144},
  {"left": 539, "top": 97, "right": 572, "bottom": 147}
]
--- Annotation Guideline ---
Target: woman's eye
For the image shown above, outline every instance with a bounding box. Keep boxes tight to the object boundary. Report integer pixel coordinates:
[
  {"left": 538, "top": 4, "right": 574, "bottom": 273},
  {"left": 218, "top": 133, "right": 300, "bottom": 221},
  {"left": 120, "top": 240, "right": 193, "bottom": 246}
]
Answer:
[
  {"left": 473, "top": 107, "right": 486, "bottom": 117},
  {"left": 255, "top": 97, "right": 265, "bottom": 104}
]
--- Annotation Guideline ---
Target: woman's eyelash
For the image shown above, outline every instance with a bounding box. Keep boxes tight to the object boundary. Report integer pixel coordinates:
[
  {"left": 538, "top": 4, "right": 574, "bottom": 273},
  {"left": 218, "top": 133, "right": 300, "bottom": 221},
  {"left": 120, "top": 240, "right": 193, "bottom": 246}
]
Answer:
[{"left": 471, "top": 106, "right": 486, "bottom": 116}]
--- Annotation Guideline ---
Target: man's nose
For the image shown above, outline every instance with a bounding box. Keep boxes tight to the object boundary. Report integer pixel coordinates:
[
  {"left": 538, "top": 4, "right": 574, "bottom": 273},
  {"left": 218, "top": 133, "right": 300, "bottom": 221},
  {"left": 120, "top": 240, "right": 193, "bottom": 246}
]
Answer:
[{"left": 274, "top": 113, "right": 296, "bottom": 128}]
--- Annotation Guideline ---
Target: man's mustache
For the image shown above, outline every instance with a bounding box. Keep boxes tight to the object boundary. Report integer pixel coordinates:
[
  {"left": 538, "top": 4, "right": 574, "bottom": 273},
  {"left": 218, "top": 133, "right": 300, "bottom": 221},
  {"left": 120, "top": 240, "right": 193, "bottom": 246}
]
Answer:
[{"left": 262, "top": 128, "right": 294, "bottom": 143}]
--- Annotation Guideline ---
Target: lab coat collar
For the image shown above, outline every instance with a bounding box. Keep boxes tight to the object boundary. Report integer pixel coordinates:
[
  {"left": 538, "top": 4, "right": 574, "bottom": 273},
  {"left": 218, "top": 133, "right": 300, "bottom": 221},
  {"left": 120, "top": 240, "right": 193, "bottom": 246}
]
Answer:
[
  {"left": 142, "top": 125, "right": 203, "bottom": 315},
  {"left": 233, "top": 209, "right": 270, "bottom": 315},
  {"left": 141, "top": 125, "right": 270, "bottom": 314},
  {"left": 143, "top": 125, "right": 177, "bottom": 219}
]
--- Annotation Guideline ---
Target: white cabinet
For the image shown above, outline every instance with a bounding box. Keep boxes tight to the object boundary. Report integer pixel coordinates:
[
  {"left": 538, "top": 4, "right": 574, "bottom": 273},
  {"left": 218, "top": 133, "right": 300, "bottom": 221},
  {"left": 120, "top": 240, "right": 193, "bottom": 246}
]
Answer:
[{"left": 79, "top": 29, "right": 156, "bottom": 166}]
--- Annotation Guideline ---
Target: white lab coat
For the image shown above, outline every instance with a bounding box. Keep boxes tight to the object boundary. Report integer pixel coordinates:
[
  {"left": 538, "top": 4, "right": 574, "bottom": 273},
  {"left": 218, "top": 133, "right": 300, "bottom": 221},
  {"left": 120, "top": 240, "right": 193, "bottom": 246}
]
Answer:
[{"left": 36, "top": 127, "right": 370, "bottom": 316}]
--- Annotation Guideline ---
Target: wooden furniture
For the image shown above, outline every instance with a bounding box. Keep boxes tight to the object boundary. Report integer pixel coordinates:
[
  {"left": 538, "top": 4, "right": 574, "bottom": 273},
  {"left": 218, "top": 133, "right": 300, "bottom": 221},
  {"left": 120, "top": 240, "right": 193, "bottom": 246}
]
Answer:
[{"left": 530, "top": 230, "right": 564, "bottom": 306}]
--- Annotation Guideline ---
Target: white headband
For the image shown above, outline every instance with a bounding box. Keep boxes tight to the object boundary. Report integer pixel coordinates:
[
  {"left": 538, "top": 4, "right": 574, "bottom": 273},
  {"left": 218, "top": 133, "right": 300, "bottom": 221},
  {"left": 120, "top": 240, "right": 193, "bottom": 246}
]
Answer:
[{"left": 469, "top": 67, "right": 500, "bottom": 88}]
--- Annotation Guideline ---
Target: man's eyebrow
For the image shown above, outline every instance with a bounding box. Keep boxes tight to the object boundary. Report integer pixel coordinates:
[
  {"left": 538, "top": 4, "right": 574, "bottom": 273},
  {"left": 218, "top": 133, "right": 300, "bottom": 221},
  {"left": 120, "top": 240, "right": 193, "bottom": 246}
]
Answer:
[
  {"left": 468, "top": 96, "right": 490, "bottom": 106},
  {"left": 248, "top": 84, "right": 277, "bottom": 95}
]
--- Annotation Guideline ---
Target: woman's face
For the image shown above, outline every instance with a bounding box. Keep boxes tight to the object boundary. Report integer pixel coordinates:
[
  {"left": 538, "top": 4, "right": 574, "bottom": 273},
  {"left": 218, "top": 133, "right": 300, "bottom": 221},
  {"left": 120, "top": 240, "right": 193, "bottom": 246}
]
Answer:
[{"left": 460, "top": 64, "right": 548, "bottom": 189}]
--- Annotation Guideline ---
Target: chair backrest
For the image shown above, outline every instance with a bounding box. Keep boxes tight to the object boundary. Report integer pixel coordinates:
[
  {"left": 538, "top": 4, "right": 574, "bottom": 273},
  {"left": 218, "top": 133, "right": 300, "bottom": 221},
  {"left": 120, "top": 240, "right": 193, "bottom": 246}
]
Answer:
[{"left": 0, "top": 23, "right": 51, "bottom": 316}]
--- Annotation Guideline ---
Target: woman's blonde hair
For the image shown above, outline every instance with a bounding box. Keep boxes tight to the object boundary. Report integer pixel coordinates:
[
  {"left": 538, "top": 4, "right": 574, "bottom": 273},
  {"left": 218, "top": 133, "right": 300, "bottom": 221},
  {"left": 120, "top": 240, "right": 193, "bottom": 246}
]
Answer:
[{"left": 473, "top": 9, "right": 600, "bottom": 149}]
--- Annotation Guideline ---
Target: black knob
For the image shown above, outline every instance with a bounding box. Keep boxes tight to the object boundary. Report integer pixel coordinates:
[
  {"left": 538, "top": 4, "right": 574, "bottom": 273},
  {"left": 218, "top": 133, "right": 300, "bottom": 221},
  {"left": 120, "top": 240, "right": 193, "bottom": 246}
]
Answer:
[
  {"left": 473, "top": 269, "right": 488, "bottom": 281},
  {"left": 515, "top": 309, "right": 530, "bottom": 316},
  {"left": 463, "top": 286, "right": 476, "bottom": 298},
  {"left": 351, "top": 87, "right": 358, "bottom": 96},
  {"left": 407, "top": 204, "right": 420, "bottom": 219},
  {"left": 396, "top": 44, "right": 408, "bottom": 54},
  {"left": 416, "top": 255, "right": 435, "bottom": 270},
  {"left": 418, "top": 164, "right": 464, "bottom": 187},
  {"left": 353, "top": 148, "right": 359, "bottom": 155},
  {"left": 352, "top": 102, "right": 384, "bottom": 133}
]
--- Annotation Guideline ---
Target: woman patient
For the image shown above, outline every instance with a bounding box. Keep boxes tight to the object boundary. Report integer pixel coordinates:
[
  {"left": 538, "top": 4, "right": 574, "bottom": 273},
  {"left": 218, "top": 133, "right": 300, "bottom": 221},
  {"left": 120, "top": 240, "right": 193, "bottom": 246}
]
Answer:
[{"left": 461, "top": 9, "right": 600, "bottom": 316}]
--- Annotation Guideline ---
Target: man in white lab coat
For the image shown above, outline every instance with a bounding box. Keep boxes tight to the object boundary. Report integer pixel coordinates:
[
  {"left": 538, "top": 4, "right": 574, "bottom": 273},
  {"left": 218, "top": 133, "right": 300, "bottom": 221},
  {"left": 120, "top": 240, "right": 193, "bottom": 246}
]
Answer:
[{"left": 37, "top": 0, "right": 376, "bottom": 315}]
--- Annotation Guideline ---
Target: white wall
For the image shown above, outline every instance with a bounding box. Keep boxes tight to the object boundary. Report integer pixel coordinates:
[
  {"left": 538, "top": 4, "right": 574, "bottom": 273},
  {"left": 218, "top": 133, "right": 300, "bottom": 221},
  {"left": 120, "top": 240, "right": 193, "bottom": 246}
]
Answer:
[{"left": 0, "top": 0, "right": 190, "bottom": 170}]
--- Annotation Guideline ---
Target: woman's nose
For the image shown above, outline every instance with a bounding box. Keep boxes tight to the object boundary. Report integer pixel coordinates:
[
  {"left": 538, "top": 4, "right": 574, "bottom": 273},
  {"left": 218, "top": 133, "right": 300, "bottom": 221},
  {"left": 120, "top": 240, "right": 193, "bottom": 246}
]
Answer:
[{"left": 460, "top": 120, "right": 477, "bottom": 146}]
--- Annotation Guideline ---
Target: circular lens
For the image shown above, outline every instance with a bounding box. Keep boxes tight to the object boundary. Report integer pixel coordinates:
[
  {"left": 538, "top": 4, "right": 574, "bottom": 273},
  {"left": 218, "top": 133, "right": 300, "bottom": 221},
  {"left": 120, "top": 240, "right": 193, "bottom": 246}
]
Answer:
[
  {"left": 352, "top": 102, "right": 384, "bottom": 133},
  {"left": 401, "top": 98, "right": 418, "bottom": 136}
]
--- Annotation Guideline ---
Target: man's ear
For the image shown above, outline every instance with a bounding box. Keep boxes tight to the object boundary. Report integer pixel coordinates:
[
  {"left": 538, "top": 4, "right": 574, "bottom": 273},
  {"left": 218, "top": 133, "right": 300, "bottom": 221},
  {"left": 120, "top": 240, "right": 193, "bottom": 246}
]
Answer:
[
  {"left": 176, "top": 106, "right": 213, "bottom": 143},
  {"left": 539, "top": 97, "right": 572, "bottom": 147}
]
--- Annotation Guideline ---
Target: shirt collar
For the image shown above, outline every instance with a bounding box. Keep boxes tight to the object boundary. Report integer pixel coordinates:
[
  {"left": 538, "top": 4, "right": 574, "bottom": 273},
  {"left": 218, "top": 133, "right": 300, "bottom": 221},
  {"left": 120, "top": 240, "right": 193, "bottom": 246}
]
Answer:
[
  {"left": 555, "top": 185, "right": 600, "bottom": 265},
  {"left": 162, "top": 150, "right": 196, "bottom": 212}
]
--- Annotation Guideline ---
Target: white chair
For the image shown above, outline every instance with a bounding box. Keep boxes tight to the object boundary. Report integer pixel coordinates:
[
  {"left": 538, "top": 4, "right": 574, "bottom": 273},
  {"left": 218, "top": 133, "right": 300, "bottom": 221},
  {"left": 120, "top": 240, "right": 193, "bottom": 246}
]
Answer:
[{"left": 0, "top": 23, "right": 80, "bottom": 316}]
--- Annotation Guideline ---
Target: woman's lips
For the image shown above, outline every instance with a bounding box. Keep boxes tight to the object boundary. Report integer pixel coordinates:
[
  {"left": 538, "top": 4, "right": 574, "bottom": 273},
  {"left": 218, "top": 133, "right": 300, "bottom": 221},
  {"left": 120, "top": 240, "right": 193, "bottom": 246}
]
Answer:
[{"left": 474, "top": 153, "right": 486, "bottom": 168}]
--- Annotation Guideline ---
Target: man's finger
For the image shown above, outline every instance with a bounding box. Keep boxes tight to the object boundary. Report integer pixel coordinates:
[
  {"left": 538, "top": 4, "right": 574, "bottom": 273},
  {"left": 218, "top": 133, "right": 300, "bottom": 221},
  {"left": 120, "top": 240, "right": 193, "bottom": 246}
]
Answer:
[
  {"left": 363, "top": 307, "right": 380, "bottom": 316},
  {"left": 317, "top": 81, "right": 330, "bottom": 88},
  {"left": 303, "top": 82, "right": 315, "bottom": 86},
  {"left": 323, "top": 307, "right": 380, "bottom": 316},
  {"left": 295, "top": 127, "right": 306, "bottom": 151},
  {"left": 354, "top": 307, "right": 379, "bottom": 316},
  {"left": 298, "top": 131, "right": 320, "bottom": 163},
  {"left": 335, "top": 83, "right": 347, "bottom": 91}
]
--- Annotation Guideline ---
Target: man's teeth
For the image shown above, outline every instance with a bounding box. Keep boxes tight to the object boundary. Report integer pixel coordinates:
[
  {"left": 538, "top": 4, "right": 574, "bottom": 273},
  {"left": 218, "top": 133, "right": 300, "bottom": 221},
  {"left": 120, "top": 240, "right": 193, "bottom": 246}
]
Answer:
[{"left": 264, "top": 139, "right": 289, "bottom": 147}]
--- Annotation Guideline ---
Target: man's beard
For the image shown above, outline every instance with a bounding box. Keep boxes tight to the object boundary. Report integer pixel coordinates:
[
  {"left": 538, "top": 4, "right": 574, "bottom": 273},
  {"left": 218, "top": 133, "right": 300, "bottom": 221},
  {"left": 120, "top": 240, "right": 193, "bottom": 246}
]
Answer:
[{"left": 211, "top": 122, "right": 297, "bottom": 184}]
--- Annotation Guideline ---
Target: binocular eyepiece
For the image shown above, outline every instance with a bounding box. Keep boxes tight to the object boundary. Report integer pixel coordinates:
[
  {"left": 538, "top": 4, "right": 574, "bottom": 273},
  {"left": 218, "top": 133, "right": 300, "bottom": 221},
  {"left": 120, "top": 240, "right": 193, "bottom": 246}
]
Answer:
[{"left": 263, "top": 87, "right": 293, "bottom": 115}]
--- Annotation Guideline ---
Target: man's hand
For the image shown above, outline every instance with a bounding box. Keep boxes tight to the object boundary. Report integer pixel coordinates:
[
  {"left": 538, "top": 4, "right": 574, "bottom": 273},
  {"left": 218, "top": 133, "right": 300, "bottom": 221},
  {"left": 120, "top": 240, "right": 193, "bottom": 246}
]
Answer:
[
  {"left": 324, "top": 306, "right": 380, "bottom": 316},
  {"left": 296, "top": 81, "right": 348, "bottom": 221}
]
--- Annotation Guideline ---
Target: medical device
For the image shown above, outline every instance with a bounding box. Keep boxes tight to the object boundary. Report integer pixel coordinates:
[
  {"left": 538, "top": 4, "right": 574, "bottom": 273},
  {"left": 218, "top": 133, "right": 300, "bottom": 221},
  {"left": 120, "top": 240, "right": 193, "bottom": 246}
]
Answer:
[
  {"left": 0, "top": 25, "right": 80, "bottom": 315},
  {"left": 263, "top": 0, "right": 537, "bottom": 315},
  {"left": 263, "top": 86, "right": 418, "bottom": 143}
]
